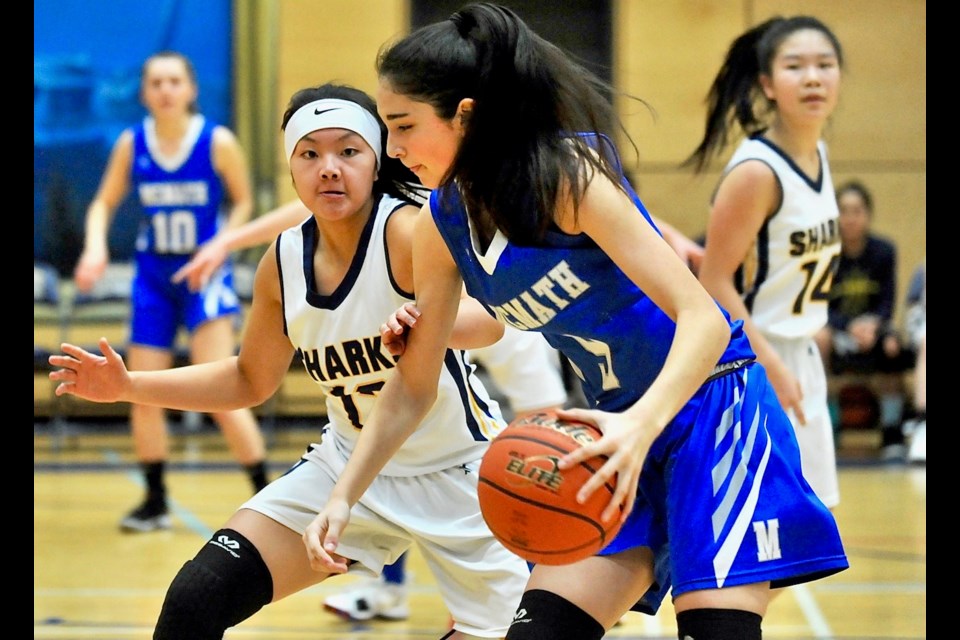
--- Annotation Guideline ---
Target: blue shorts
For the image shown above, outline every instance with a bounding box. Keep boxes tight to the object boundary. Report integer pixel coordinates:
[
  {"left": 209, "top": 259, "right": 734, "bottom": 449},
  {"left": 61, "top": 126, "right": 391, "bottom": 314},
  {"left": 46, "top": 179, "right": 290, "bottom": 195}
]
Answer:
[
  {"left": 600, "top": 362, "right": 849, "bottom": 614},
  {"left": 129, "top": 252, "right": 241, "bottom": 349}
]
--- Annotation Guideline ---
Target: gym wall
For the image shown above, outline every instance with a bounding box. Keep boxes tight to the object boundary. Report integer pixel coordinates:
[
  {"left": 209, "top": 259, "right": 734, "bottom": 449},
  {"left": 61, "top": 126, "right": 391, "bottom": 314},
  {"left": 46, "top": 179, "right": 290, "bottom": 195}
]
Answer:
[{"left": 268, "top": 1, "right": 925, "bottom": 322}]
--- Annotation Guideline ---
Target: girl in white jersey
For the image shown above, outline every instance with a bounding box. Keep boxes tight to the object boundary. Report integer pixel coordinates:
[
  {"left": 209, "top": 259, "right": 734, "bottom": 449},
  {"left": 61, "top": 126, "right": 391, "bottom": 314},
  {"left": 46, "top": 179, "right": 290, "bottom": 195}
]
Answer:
[
  {"left": 171, "top": 181, "right": 572, "bottom": 625},
  {"left": 686, "top": 16, "right": 844, "bottom": 509},
  {"left": 49, "top": 83, "right": 530, "bottom": 640}
]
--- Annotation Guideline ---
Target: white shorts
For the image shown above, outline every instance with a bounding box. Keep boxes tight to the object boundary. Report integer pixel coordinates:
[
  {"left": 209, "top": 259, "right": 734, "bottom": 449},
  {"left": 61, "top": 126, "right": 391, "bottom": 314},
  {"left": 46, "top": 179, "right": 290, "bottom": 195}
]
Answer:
[
  {"left": 470, "top": 326, "right": 568, "bottom": 413},
  {"left": 766, "top": 334, "right": 840, "bottom": 508},
  {"left": 240, "top": 435, "right": 530, "bottom": 637}
]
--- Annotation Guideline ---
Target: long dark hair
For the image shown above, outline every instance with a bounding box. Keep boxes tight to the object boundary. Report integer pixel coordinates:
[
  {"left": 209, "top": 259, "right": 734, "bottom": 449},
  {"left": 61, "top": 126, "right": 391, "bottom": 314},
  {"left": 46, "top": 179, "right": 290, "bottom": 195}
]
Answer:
[
  {"left": 377, "top": 2, "right": 643, "bottom": 244},
  {"left": 281, "top": 83, "right": 428, "bottom": 205},
  {"left": 684, "top": 15, "right": 843, "bottom": 173}
]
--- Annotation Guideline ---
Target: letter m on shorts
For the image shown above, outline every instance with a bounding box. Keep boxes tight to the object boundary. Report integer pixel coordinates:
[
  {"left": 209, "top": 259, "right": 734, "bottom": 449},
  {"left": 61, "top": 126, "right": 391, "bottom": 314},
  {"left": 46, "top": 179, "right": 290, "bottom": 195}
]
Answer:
[{"left": 752, "top": 518, "right": 782, "bottom": 561}]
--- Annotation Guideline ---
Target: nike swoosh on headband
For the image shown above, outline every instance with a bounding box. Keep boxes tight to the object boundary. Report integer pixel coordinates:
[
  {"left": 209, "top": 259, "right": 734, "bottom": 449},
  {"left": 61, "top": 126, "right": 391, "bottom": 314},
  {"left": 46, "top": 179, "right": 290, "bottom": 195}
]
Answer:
[{"left": 284, "top": 99, "right": 383, "bottom": 168}]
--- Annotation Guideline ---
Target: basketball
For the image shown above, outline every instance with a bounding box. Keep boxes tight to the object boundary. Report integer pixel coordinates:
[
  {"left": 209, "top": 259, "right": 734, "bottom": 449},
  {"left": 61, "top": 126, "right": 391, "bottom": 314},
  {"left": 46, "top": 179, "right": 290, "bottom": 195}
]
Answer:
[{"left": 477, "top": 410, "right": 623, "bottom": 565}]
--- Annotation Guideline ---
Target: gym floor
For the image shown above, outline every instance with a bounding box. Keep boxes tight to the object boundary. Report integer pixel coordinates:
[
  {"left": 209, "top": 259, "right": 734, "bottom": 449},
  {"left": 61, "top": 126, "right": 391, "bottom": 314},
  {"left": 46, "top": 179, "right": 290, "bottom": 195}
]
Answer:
[{"left": 34, "top": 415, "right": 925, "bottom": 639}]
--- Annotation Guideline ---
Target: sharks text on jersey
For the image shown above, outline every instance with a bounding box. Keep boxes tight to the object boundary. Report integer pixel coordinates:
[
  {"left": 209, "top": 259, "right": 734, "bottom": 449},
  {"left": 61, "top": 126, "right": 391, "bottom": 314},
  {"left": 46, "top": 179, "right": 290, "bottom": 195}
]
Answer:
[
  {"left": 789, "top": 218, "right": 839, "bottom": 256},
  {"left": 298, "top": 335, "right": 398, "bottom": 383}
]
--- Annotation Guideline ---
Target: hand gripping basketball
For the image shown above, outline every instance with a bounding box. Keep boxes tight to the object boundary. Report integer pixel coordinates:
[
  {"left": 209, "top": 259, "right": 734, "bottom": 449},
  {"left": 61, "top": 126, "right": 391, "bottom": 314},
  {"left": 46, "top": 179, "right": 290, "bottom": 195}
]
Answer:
[{"left": 477, "top": 410, "right": 623, "bottom": 565}]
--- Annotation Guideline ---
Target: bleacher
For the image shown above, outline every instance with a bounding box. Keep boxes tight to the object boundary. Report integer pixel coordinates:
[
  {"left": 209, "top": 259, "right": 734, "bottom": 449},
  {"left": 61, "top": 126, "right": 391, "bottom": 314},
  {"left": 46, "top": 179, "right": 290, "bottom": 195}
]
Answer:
[{"left": 33, "top": 260, "right": 327, "bottom": 424}]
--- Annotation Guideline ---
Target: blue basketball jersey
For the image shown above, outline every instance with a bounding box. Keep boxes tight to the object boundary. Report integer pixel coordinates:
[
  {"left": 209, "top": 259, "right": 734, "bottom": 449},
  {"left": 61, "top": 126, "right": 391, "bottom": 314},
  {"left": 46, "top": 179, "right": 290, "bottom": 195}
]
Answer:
[
  {"left": 429, "top": 178, "right": 755, "bottom": 412},
  {"left": 126, "top": 115, "right": 240, "bottom": 349},
  {"left": 130, "top": 114, "right": 224, "bottom": 256},
  {"left": 429, "top": 139, "right": 848, "bottom": 613}
]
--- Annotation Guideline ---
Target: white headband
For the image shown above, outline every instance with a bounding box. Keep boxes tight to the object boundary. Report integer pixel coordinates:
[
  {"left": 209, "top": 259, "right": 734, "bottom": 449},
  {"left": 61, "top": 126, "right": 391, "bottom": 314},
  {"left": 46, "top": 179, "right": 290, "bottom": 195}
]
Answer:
[{"left": 283, "top": 98, "right": 382, "bottom": 169}]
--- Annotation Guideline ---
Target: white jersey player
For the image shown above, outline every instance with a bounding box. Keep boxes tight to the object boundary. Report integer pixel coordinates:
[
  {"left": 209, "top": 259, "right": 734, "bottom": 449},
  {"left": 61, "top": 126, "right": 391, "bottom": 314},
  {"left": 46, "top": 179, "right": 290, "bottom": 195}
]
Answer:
[
  {"left": 50, "top": 83, "right": 530, "bottom": 640},
  {"left": 689, "top": 17, "right": 845, "bottom": 508}
]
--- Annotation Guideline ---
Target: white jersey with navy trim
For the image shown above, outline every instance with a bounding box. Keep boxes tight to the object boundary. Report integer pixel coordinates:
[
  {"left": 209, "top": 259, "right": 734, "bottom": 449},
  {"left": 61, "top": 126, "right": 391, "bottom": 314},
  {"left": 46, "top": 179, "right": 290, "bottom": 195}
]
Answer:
[
  {"left": 276, "top": 194, "right": 505, "bottom": 476},
  {"left": 721, "top": 135, "right": 841, "bottom": 339}
]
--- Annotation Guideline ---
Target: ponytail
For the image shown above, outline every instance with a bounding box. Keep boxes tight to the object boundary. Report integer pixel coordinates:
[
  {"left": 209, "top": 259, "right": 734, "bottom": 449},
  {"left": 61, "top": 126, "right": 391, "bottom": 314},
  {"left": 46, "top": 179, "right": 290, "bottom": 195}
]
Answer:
[{"left": 683, "top": 15, "right": 843, "bottom": 173}]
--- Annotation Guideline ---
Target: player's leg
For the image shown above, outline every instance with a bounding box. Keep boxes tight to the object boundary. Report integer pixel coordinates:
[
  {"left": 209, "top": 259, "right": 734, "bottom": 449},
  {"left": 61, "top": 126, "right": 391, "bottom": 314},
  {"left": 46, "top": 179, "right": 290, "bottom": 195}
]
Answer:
[
  {"left": 672, "top": 584, "right": 768, "bottom": 640},
  {"left": 121, "top": 269, "right": 182, "bottom": 532},
  {"left": 913, "top": 333, "right": 926, "bottom": 413},
  {"left": 812, "top": 325, "right": 833, "bottom": 368},
  {"left": 871, "top": 335, "right": 912, "bottom": 461},
  {"left": 189, "top": 315, "right": 269, "bottom": 492},
  {"left": 906, "top": 333, "right": 925, "bottom": 463},
  {"left": 121, "top": 344, "right": 175, "bottom": 532},
  {"left": 154, "top": 443, "right": 402, "bottom": 639},
  {"left": 770, "top": 336, "right": 840, "bottom": 509},
  {"left": 153, "top": 508, "right": 328, "bottom": 639},
  {"left": 664, "top": 362, "right": 846, "bottom": 639},
  {"left": 504, "top": 548, "right": 655, "bottom": 639}
]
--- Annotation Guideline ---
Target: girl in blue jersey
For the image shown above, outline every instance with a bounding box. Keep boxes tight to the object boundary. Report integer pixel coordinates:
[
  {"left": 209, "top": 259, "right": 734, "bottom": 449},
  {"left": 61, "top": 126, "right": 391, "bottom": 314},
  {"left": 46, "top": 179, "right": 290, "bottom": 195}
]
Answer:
[
  {"left": 52, "top": 83, "right": 532, "bottom": 640},
  {"left": 299, "top": 4, "right": 848, "bottom": 639},
  {"left": 72, "top": 50, "right": 268, "bottom": 532},
  {"left": 686, "top": 16, "right": 846, "bottom": 509}
]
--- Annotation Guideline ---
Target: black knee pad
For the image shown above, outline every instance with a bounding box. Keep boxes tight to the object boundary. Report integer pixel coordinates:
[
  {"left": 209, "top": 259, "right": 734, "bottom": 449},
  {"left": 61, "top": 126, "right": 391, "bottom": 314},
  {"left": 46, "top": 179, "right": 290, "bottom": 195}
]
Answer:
[
  {"left": 505, "top": 589, "right": 604, "bottom": 640},
  {"left": 676, "top": 608, "right": 762, "bottom": 640},
  {"left": 153, "top": 529, "right": 273, "bottom": 640}
]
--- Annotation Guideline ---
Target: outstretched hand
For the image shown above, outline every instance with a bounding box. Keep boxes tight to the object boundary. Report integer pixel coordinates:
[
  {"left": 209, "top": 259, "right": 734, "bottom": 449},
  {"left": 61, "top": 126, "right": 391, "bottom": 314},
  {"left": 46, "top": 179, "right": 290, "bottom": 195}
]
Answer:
[
  {"left": 47, "top": 338, "right": 130, "bottom": 402},
  {"left": 380, "top": 302, "right": 421, "bottom": 357}
]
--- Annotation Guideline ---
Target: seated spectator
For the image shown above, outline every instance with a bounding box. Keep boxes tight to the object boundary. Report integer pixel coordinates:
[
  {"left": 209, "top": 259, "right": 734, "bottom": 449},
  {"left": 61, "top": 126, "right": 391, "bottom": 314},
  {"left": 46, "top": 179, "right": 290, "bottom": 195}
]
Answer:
[
  {"left": 814, "top": 180, "right": 915, "bottom": 460},
  {"left": 902, "top": 260, "right": 926, "bottom": 464}
]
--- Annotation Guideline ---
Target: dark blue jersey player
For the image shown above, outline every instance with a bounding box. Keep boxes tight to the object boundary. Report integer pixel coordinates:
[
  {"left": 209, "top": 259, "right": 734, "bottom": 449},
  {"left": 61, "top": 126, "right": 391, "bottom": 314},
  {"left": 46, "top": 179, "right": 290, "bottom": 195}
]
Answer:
[
  {"left": 73, "top": 51, "right": 268, "bottom": 533},
  {"left": 301, "top": 5, "right": 849, "bottom": 640}
]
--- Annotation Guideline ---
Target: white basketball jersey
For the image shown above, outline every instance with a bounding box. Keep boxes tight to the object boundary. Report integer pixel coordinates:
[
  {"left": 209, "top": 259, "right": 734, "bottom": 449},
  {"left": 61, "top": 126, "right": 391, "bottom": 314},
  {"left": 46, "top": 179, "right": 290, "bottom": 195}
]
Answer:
[
  {"left": 721, "top": 137, "right": 841, "bottom": 339},
  {"left": 276, "top": 195, "right": 505, "bottom": 476}
]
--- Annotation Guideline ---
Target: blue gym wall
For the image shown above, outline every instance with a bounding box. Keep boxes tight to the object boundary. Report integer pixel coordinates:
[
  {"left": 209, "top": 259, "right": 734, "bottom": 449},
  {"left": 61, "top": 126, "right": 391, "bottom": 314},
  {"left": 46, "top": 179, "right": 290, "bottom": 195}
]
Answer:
[{"left": 34, "top": 0, "right": 233, "bottom": 275}]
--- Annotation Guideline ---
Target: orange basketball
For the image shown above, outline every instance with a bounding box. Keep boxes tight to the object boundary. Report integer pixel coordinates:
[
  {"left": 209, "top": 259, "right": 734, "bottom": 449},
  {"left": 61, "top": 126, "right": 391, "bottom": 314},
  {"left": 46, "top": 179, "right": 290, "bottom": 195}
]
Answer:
[{"left": 477, "top": 410, "right": 623, "bottom": 565}]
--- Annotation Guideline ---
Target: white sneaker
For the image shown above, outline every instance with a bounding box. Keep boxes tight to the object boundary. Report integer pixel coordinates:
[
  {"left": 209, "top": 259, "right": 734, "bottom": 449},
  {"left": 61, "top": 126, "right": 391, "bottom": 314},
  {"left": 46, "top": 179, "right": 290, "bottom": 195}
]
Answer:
[
  {"left": 907, "top": 420, "right": 926, "bottom": 464},
  {"left": 323, "top": 578, "right": 409, "bottom": 621}
]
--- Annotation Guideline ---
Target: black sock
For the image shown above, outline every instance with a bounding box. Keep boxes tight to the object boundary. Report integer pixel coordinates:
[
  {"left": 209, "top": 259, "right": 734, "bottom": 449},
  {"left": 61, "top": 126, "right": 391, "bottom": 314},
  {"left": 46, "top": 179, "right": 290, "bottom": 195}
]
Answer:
[
  {"left": 881, "top": 427, "right": 905, "bottom": 447},
  {"left": 246, "top": 461, "right": 269, "bottom": 492},
  {"left": 676, "top": 609, "right": 761, "bottom": 640},
  {"left": 143, "top": 461, "right": 166, "bottom": 504}
]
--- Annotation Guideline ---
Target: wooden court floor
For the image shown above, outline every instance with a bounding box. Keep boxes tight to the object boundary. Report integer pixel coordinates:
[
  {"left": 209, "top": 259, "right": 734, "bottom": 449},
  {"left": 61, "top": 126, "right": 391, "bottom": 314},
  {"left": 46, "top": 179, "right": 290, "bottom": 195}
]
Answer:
[{"left": 34, "top": 421, "right": 926, "bottom": 639}]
